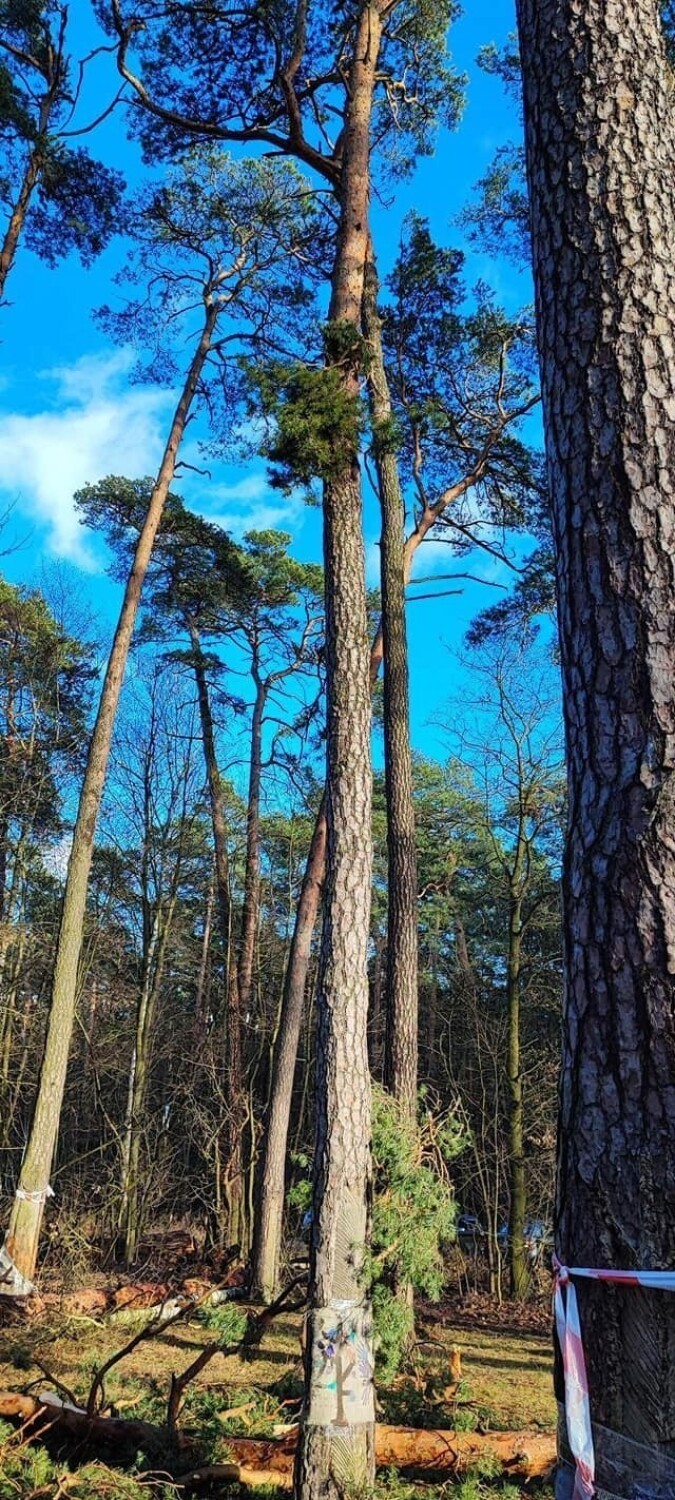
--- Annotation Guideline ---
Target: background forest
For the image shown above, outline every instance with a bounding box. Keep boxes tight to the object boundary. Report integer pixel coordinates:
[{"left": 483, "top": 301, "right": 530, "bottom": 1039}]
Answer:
[
  {"left": 0, "top": 0, "right": 561, "bottom": 1308},
  {"left": 0, "top": 0, "right": 564, "bottom": 1326},
  {"left": 4, "top": 2, "right": 675, "bottom": 1499}
]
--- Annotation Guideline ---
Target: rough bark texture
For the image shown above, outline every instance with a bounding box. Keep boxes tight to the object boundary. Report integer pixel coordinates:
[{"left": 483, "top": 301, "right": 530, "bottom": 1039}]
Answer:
[
  {"left": 252, "top": 359, "right": 468, "bottom": 1301},
  {"left": 1, "top": 302, "right": 218, "bottom": 1290},
  {"left": 295, "top": 8, "right": 381, "bottom": 1496},
  {"left": 363, "top": 250, "right": 418, "bottom": 1119},
  {"left": 516, "top": 0, "right": 675, "bottom": 1479},
  {"left": 252, "top": 806, "right": 327, "bottom": 1302}
]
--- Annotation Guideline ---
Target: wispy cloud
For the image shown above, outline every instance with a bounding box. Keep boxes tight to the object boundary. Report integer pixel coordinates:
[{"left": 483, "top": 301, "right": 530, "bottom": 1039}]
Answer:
[
  {"left": 195, "top": 471, "right": 308, "bottom": 541},
  {"left": 0, "top": 350, "right": 173, "bottom": 565}
]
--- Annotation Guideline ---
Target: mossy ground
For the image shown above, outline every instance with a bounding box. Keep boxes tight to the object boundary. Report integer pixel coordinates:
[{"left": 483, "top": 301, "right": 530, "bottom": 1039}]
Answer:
[{"left": 0, "top": 1299, "right": 555, "bottom": 1499}]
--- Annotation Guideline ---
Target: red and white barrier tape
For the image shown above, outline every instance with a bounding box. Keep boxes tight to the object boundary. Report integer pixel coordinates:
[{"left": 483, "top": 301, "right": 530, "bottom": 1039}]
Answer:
[{"left": 553, "top": 1257, "right": 675, "bottom": 1500}]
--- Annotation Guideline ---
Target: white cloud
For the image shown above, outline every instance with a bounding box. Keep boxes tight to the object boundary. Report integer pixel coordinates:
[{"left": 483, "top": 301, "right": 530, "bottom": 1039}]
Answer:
[
  {"left": 196, "top": 472, "right": 308, "bottom": 540},
  {"left": 0, "top": 350, "right": 173, "bottom": 565}
]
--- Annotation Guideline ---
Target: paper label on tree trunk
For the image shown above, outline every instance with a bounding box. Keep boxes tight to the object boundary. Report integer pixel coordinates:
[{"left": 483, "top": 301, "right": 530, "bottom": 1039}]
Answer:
[{"left": 307, "top": 1299, "right": 375, "bottom": 1426}]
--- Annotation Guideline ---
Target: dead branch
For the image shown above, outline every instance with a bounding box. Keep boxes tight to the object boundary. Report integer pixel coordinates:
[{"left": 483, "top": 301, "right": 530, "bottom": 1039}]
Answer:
[{"left": 167, "top": 1275, "right": 307, "bottom": 1429}]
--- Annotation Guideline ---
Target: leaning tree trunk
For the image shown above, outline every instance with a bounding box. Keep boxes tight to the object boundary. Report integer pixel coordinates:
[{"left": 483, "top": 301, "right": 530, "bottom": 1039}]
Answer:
[
  {"left": 363, "top": 248, "right": 418, "bottom": 1120},
  {"left": 516, "top": 0, "right": 675, "bottom": 1487},
  {"left": 295, "top": 7, "right": 382, "bottom": 1497},
  {"left": 0, "top": 300, "right": 219, "bottom": 1294},
  {"left": 0, "top": 90, "right": 54, "bottom": 305}
]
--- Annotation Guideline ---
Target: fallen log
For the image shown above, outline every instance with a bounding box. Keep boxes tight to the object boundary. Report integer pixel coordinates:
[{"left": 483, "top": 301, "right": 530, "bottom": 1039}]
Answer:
[
  {"left": 0, "top": 1391, "right": 168, "bottom": 1456},
  {"left": 0, "top": 1391, "right": 555, "bottom": 1483},
  {"left": 213, "top": 1427, "right": 555, "bottom": 1484}
]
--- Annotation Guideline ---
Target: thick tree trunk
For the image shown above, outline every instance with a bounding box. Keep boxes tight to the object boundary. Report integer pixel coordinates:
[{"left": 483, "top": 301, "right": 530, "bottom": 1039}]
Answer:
[
  {"left": 515, "top": 0, "right": 675, "bottom": 1486},
  {"left": 1, "top": 301, "right": 219, "bottom": 1292},
  {"left": 295, "top": 8, "right": 381, "bottom": 1496},
  {"left": 363, "top": 249, "right": 418, "bottom": 1119},
  {"left": 252, "top": 807, "right": 327, "bottom": 1302}
]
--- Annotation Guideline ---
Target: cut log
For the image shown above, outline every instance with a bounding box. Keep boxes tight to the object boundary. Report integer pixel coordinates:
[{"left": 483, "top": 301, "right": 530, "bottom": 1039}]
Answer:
[
  {"left": 0, "top": 1393, "right": 555, "bottom": 1483},
  {"left": 215, "top": 1428, "right": 555, "bottom": 1483}
]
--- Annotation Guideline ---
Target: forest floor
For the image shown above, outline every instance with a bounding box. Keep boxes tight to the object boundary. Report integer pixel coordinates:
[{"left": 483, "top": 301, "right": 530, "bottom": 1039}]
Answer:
[{"left": 0, "top": 1284, "right": 556, "bottom": 1500}]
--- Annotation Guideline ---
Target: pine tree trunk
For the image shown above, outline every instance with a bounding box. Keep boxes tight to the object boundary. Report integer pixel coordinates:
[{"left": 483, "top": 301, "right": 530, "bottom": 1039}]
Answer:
[
  {"left": 252, "top": 807, "right": 327, "bottom": 1301},
  {"left": 363, "top": 249, "right": 418, "bottom": 1120},
  {"left": 253, "top": 145, "right": 473, "bottom": 1304},
  {"left": 295, "top": 7, "right": 381, "bottom": 1495},
  {"left": 516, "top": 0, "right": 675, "bottom": 1483},
  {"left": 0, "top": 88, "right": 54, "bottom": 305},
  {"left": 1, "top": 301, "right": 219, "bottom": 1292}
]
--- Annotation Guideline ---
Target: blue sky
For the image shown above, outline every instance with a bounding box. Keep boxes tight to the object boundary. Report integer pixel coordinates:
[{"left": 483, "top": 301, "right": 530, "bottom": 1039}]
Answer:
[{"left": 0, "top": 0, "right": 534, "bottom": 766}]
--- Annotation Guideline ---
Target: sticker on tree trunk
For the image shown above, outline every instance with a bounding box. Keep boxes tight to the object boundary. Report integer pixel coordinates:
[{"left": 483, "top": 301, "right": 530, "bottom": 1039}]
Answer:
[{"left": 307, "top": 1298, "right": 375, "bottom": 1426}]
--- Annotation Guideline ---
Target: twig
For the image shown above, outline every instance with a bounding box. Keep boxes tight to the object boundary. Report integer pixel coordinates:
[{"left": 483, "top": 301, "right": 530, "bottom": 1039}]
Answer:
[
  {"left": 86, "top": 1295, "right": 203, "bottom": 1418},
  {"left": 31, "top": 1359, "right": 79, "bottom": 1407},
  {"left": 167, "top": 1275, "right": 307, "bottom": 1430}
]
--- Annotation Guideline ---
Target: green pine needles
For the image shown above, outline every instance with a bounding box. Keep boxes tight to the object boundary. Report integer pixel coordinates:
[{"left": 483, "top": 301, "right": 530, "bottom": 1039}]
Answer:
[
  {"left": 290, "top": 1088, "right": 467, "bottom": 1385},
  {"left": 247, "top": 322, "right": 370, "bottom": 493}
]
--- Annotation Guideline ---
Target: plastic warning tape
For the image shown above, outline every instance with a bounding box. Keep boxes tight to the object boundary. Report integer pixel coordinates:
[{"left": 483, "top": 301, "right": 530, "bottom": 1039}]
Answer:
[{"left": 553, "top": 1257, "right": 675, "bottom": 1500}]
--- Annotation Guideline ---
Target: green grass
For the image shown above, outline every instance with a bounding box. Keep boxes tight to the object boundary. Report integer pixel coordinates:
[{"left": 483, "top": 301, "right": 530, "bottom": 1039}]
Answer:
[{"left": 0, "top": 1302, "right": 556, "bottom": 1497}]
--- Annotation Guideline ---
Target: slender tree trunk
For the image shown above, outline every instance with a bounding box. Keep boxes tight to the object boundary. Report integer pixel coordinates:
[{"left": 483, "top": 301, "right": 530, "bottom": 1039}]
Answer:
[
  {"left": 252, "top": 364, "right": 451, "bottom": 1299},
  {"left": 516, "top": 0, "right": 675, "bottom": 1484},
  {"left": 186, "top": 621, "right": 245, "bottom": 1247},
  {"left": 187, "top": 623, "right": 235, "bottom": 1001},
  {"left": 253, "top": 162, "right": 485, "bottom": 1306},
  {"left": 1, "top": 300, "right": 218, "bottom": 1293},
  {"left": 238, "top": 668, "right": 265, "bottom": 1018},
  {"left": 363, "top": 249, "right": 418, "bottom": 1118},
  {"left": 506, "top": 888, "right": 527, "bottom": 1301},
  {"left": 252, "top": 808, "right": 326, "bottom": 1301},
  {"left": 368, "top": 930, "right": 385, "bottom": 1079},
  {"left": 0, "top": 826, "right": 29, "bottom": 1086},
  {"left": 0, "top": 150, "right": 42, "bottom": 303},
  {"left": 194, "top": 875, "right": 215, "bottom": 1049},
  {"left": 426, "top": 910, "right": 440, "bottom": 1084},
  {"left": 118, "top": 886, "right": 178, "bottom": 1265},
  {"left": 295, "top": 8, "right": 382, "bottom": 1495}
]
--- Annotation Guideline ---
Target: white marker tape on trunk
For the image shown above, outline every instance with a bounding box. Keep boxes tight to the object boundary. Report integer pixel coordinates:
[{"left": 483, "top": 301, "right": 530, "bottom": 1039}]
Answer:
[
  {"left": 15, "top": 1185, "right": 54, "bottom": 1203},
  {"left": 553, "top": 1257, "right": 675, "bottom": 1500}
]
